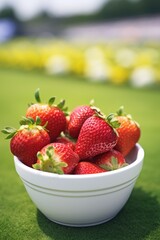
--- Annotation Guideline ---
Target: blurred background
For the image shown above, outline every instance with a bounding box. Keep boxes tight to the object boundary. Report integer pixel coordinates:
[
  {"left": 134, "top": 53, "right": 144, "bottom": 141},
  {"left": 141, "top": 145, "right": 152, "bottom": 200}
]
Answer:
[
  {"left": 0, "top": 0, "right": 160, "bottom": 87},
  {"left": 1, "top": 2, "right": 160, "bottom": 239}
]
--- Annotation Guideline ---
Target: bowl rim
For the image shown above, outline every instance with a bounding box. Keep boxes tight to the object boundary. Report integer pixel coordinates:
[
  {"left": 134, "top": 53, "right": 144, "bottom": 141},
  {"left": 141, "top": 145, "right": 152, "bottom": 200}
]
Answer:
[{"left": 14, "top": 143, "right": 144, "bottom": 180}]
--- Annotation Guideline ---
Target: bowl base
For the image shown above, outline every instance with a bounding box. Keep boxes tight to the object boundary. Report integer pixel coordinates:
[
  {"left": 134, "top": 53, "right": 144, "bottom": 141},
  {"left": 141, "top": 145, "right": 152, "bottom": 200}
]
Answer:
[{"left": 46, "top": 214, "right": 117, "bottom": 227}]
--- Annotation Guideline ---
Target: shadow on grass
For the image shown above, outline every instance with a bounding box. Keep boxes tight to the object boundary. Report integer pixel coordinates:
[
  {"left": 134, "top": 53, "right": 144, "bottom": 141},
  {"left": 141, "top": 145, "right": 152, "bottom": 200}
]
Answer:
[{"left": 37, "top": 187, "right": 160, "bottom": 240}]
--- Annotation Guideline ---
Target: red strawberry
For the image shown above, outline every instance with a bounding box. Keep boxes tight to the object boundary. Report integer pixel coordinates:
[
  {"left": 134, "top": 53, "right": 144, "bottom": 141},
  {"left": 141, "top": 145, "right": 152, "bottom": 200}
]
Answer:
[
  {"left": 114, "top": 106, "right": 141, "bottom": 156},
  {"left": 73, "top": 161, "right": 106, "bottom": 175},
  {"left": 68, "top": 105, "right": 95, "bottom": 138},
  {"left": 75, "top": 112, "right": 119, "bottom": 160},
  {"left": 26, "top": 89, "right": 67, "bottom": 141},
  {"left": 55, "top": 134, "right": 76, "bottom": 150},
  {"left": 2, "top": 117, "right": 50, "bottom": 167},
  {"left": 33, "top": 143, "right": 79, "bottom": 174},
  {"left": 95, "top": 149, "right": 128, "bottom": 171}
]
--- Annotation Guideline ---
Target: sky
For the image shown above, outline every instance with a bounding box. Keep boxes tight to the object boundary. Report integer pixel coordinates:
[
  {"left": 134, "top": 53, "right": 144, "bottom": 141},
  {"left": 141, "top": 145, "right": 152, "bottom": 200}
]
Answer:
[{"left": 0, "top": 0, "right": 107, "bottom": 20}]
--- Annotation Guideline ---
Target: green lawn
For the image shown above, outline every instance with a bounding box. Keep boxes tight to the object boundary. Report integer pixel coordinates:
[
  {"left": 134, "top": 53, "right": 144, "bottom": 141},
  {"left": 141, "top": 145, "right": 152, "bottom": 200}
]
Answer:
[{"left": 0, "top": 68, "right": 160, "bottom": 240}]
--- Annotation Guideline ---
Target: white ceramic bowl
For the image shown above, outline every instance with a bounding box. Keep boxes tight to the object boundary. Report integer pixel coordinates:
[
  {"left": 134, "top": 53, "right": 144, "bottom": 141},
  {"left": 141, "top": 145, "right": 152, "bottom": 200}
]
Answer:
[{"left": 14, "top": 143, "right": 144, "bottom": 227}]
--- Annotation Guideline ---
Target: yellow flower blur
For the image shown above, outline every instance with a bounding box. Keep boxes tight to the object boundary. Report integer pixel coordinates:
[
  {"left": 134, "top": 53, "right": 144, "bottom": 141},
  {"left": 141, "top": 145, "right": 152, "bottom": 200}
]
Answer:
[{"left": 0, "top": 38, "right": 159, "bottom": 87}]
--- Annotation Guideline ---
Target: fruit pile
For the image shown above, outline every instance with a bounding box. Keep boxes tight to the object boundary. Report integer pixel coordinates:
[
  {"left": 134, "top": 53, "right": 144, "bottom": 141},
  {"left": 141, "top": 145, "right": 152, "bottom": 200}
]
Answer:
[{"left": 2, "top": 89, "right": 141, "bottom": 175}]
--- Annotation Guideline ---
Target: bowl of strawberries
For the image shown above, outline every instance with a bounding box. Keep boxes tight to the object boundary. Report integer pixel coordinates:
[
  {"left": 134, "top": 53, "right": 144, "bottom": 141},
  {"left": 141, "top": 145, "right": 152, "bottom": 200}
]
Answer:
[{"left": 2, "top": 89, "right": 144, "bottom": 227}]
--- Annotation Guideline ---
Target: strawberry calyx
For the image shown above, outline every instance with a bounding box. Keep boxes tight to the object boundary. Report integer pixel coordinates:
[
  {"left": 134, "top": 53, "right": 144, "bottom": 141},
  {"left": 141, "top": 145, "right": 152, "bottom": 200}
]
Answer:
[
  {"left": 19, "top": 116, "right": 48, "bottom": 131},
  {"left": 34, "top": 88, "right": 69, "bottom": 116},
  {"left": 116, "top": 106, "right": 132, "bottom": 120},
  {"left": 100, "top": 157, "right": 128, "bottom": 171},
  {"left": 106, "top": 113, "right": 121, "bottom": 129},
  {"left": 1, "top": 126, "right": 17, "bottom": 139},
  {"left": 90, "top": 99, "right": 120, "bottom": 129},
  {"left": 1, "top": 116, "right": 47, "bottom": 139},
  {"left": 116, "top": 106, "right": 140, "bottom": 128},
  {"left": 33, "top": 146, "right": 67, "bottom": 174},
  {"left": 90, "top": 106, "right": 120, "bottom": 130},
  {"left": 19, "top": 116, "right": 47, "bottom": 127}
]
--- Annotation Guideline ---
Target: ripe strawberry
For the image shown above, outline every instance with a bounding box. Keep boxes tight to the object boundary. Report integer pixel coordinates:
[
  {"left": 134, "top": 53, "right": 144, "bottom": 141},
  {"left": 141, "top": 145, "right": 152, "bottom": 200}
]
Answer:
[
  {"left": 2, "top": 117, "right": 50, "bottom": 167},
  {"left": 94, "top": 149, "right": 128, "bottom": 171},
  {"left": 114, "top": 106, "right": 141, "bottom": 156},
  {"left": 26, "top": 89, "right": 67, "bottom": 141},
  {"left": 68, "top": 105, "right": 95, "bottom": 138},
  {"left": 75, "top": 111, "right": 119, "bottom": 160},
  {"left": 73, "top": 161, "right": 106, "bottom": 175},
  {"left": 55, "top": 134, "right": 76, "bottom": 150},
  {"left": 33, "top": 143, "right": 79, "bottom": 174}
]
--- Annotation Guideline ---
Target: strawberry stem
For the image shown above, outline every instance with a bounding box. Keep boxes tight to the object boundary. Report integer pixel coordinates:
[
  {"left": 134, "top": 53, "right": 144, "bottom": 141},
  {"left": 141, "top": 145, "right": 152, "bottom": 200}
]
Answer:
[{"left": 89, "top": 99, "right": 95, "bottom": 106}]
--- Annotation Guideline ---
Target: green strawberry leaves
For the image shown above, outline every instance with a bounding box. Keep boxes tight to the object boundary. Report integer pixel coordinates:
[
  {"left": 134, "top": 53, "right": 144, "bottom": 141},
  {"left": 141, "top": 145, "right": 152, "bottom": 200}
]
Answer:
[
  {"left": 116, "top": 106, "right": 132, "bottom": 119},
  {"left": 1, "top": 116, "right": 48, "bottom": 139},
  {"left": 35, "top": 88, "right": 42, "bottom": 103},
  {"left": 107, "top": 113, "right": 121, "bottom": 128},
  {"left": 1, "top": 127, "right": 17, "bottom": 139},
  {"left": 100, "top": 157, "right": 128, "bottom": 171},
  {"left": 33, "top": 146, "right": 67, "bottom": 174},
  {"left": 90, "top": 99, "right": 121, "bottom": 129},
  {"left": 19, "top": 116, "right": 41, "bottom": 126},
  {"left": 48, "top": 97, "right": 56, "bottom": 106},
  {"left": 116, "top": 106, "right": 140, "bottom": 128},
  {"left": 91, "top": 106, "right": 120, "bottom": 129},
  {"left": 34, "top": 88, "right": 69, "bottom": 116}
]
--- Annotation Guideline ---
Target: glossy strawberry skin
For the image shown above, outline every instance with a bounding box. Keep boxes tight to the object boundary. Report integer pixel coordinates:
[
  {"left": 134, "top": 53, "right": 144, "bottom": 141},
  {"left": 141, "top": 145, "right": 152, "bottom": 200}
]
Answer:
[
  {"left": 94, "top": 149, "right": 128, "bottom": 171},
  {"left": 26, "top": 104, "right": 66, "bottom": 142},
  {"left": 73, "top": 161, "right": 106, "bottom": 175},
  {"left": 10, "top": 127, "right": 50, "bottom": 167},
  {"left": 55, "top": 136, "right": 75, "bottom": 150},
  {"left": 75, "top": 116, "right": 118, "bottom": 160},
  {"left": 68, "top": 105, "right": 95, "bottom": 138},
  {"left": 114, "top": 116, "right": 141, "bottom": 156},
  {"left": 35, "top": 143, "right": 79, "bottom": 174}
]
